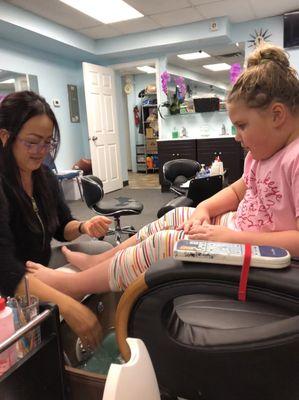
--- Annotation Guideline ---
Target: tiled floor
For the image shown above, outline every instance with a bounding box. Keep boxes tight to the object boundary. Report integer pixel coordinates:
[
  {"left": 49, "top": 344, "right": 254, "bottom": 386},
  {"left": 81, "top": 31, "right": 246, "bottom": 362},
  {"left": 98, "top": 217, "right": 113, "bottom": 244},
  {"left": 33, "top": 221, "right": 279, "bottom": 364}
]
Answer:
[{"left": 128, "top": 171, "right": 160, "bottom": 189}]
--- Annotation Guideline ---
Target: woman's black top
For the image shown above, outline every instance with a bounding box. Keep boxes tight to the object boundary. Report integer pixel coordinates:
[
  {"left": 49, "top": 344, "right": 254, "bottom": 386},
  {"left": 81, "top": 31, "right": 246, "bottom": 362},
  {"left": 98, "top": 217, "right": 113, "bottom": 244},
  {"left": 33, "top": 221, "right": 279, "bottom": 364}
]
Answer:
[{"left": 0, "top": 169, "right": 75, "bottom": 296}]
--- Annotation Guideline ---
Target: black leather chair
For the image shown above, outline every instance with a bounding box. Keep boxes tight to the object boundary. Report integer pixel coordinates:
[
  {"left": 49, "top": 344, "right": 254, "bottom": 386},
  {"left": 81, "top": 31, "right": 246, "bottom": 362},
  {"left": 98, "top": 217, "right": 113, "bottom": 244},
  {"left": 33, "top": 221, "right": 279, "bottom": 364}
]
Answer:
[
  {"left": 81, "top": 175, "right": 143, "bottom": 244},
  {"left": 116, "top": 258, "right": 299, "bottom": 400},
  {"left": 163, "top": 159, "right": 200, "bottom": 196},
  {"left": 157, "top": 159, "right": 200, "bottom": 218}
]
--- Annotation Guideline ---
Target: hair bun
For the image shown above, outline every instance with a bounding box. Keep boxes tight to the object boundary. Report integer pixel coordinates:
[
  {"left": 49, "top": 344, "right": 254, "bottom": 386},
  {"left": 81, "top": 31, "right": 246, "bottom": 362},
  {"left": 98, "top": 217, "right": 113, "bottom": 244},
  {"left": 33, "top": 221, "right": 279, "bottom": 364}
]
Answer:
[{"left": 247, "top": 44, "right": 290, "bottom": 69}]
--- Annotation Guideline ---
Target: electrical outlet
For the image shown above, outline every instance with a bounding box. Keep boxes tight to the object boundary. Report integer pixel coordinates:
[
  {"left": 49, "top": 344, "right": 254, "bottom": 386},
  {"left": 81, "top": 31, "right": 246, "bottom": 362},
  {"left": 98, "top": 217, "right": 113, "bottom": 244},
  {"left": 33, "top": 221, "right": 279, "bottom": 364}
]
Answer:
[{"left": 210, "top": 21, "right": 218, "bottom": 32}]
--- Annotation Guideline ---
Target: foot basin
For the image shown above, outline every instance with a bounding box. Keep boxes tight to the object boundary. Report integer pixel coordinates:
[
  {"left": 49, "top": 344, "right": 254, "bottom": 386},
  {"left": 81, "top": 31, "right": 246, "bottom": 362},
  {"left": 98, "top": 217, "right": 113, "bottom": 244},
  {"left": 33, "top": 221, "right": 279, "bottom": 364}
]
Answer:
[{"left": 60, "top": 292, "right": 122, "bottom": 400}]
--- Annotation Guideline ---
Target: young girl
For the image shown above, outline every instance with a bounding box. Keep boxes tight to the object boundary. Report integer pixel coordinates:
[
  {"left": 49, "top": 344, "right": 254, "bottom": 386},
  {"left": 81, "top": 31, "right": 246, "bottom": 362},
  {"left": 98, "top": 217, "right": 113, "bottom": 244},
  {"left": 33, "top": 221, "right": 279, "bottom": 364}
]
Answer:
[
  {"left": 28, "top": 44, "right": 299, "bottom": 298},
  {"left": 0, "top": 91, "right": 113, "bottom": 349}
]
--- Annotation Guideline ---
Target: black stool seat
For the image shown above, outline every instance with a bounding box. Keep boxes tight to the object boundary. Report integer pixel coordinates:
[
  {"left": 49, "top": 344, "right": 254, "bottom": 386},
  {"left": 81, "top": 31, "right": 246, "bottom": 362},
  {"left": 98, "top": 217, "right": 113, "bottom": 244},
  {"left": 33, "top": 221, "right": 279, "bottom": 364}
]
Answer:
[
  {"left": 94, "top": 197, "right": 143, "bottom": 216},
  {"left": 81, "top": 175, "right": 143, "bottom": 244}
]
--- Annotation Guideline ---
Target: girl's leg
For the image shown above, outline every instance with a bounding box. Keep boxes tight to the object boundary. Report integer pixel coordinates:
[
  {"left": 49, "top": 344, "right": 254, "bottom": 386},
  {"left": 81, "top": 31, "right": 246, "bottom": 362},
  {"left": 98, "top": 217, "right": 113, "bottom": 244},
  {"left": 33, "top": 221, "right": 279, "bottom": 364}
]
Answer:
[
  {"left": 61, "top": 233, "right": 137, "bottom": 270},
  {"left": 109, "top": 229, "right": 187, "bottom": 291},
  {"left": 63, "top": 207, "right": 194, "bottom": 270},
  {"left": 136, "top": 206, "right": 194, "bottom": 241},
  {"left": 27, "top": 259, "right": 112, "bottom": 298},
  {"left": 28, "top": 227, "right": 187, "bottom": 296}
]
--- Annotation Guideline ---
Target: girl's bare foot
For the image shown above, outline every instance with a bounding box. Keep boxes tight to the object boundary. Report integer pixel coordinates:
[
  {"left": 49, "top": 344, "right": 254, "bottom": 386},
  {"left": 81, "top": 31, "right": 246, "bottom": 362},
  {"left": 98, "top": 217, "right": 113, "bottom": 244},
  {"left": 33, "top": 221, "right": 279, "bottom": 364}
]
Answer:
[
  {"left": 26, "top": 261, "right": 62, "bottom": 287},
  {"left": 61, "top": 246, "right": 101, "bottom": 270}
]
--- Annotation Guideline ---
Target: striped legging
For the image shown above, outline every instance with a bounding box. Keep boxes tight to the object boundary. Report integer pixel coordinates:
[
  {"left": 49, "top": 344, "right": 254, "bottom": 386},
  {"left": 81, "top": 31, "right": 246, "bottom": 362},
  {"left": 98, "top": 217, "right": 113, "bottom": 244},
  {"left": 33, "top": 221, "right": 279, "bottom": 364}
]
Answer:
[
  {"left": 108, "top": 207, "right": 193, "bottom": 291},
  {"left": 108, "top": 207, "right": 235, "bottom": 291}
]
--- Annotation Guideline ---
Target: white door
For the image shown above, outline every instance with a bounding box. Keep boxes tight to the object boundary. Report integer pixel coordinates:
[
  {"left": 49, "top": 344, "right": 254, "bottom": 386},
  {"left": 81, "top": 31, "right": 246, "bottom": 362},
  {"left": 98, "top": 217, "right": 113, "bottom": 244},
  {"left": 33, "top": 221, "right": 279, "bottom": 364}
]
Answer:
[{"left": 83, "top": 62, "right": 123, "bottom": 193}]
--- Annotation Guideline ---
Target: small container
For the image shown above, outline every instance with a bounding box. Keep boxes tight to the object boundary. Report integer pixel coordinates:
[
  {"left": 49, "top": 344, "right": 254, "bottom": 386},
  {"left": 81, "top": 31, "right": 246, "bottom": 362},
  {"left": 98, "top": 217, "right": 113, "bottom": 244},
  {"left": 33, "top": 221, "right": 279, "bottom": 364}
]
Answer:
[
  {"left": 231, "top": 125, "right": 237, "bottom": 135},
  {"left": 0, "top": 298, "right": 17, "bottom": 375},
  {"left": 181, "top": 127, "right": 187, "bottom": 138},
  {"left": 172, "top": 127, "right": 179, "bottom": 139},
  {"left": 16, "top": 295, "right": 41, "bottom": 353},
  {"left": 221, "top": 124, "right": 226, "bottom": 135}
]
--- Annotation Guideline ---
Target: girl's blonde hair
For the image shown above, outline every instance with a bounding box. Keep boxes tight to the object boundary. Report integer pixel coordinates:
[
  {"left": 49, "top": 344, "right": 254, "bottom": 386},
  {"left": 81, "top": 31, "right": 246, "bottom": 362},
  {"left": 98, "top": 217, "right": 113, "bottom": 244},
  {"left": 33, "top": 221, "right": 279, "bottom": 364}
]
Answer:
[{"left": 227, "top": 44, "right": 299, "bottom": 112}]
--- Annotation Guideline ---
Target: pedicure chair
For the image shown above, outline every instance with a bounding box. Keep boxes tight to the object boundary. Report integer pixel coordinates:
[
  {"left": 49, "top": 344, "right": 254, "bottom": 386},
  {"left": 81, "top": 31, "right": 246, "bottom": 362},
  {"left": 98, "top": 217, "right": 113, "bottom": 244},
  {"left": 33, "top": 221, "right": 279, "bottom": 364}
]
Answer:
[
  {"left": 1, "top": 242, "right": 299, "bottom": 400},
  {"left": 116, "top": 257, "right": 299, "bottom": 400}
]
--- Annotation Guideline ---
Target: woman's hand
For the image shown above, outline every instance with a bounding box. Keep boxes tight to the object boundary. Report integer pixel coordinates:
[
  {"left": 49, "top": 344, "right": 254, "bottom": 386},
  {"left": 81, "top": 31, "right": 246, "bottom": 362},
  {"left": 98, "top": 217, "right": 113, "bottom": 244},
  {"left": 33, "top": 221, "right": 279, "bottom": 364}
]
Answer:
[
  {"left": 82, "top": 216, "right": 112, "bottom": 238},
  {"left": 177, "top": 207, "right": 210, "bottom": 234},
  {"left": 188, "top": 223, "right": 235, "bottom": 243},
  {"left": 60, "top": 297, "right": 103, "bottom": 350}
]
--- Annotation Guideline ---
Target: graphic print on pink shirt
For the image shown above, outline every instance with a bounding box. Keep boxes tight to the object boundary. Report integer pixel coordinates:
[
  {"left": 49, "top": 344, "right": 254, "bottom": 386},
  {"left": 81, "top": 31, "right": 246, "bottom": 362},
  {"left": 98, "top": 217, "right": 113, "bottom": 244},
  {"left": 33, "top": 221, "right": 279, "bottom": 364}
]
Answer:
[{"left": 236, "top": 168, "right": 282, "bottom": 231}]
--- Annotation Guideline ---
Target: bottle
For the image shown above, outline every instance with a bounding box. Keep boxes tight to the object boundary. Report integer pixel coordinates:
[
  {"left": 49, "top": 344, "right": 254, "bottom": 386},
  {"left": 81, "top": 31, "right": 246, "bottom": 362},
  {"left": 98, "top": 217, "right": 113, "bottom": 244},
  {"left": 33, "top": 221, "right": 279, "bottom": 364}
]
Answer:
[
  {"left": 0, "top": 298, "right": 17, "bottom": 375},
  {"left": 181, "top": 127, "right": 187, "bottom": 138},
  {"left": 215, "top": 154, "right": 224, "bottom": 174},
  {"left": 199, "top": 164, "right": 206, "bottom": 176},
  {"left": 221, "top": 124, "right": 227, "bottom": 136},
  {"left": 172, "top": 127, "right": 179, "bottom": 139}
]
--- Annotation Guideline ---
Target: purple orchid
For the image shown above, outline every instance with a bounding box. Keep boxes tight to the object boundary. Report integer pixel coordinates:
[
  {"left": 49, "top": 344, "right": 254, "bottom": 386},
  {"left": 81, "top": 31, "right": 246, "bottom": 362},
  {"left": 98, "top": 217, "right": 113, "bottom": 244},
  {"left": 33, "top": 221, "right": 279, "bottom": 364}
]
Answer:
[
  {"left": 230, "top": 63, "right": 242, "bottom": 85},
  {"left": 161, "top": 71, "right": 171, "bottom": 95},
  {"left": 174, "top": 76, "right": 186, "bottom": 100}
]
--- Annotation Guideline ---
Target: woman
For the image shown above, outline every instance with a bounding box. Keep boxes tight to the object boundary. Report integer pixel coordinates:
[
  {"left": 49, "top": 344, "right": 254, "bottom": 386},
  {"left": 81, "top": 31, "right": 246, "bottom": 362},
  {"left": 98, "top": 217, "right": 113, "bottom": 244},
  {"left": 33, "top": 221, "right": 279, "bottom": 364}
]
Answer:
[{"left": 0, "top": 90, "right": 112, "bottom": 349}]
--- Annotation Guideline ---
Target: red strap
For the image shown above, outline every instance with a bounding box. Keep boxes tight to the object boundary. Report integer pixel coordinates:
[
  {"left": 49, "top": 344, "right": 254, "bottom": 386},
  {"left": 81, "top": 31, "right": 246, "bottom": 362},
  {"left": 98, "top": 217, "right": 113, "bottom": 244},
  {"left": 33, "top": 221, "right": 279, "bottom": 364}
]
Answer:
[{"left": 238, "top": 243, "right": 252, "bottom": 301}]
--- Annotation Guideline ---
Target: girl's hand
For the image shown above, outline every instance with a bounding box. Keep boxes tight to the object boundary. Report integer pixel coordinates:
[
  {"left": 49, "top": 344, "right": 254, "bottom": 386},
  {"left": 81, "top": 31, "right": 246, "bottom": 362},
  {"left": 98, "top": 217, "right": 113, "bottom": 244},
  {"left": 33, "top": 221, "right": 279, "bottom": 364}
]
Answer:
[
  {"left": 82, "top": 216, "right": 112, "bottom": 238},
  {"left": 177, "top": 207, "right": 210, "bottom": 233},
  {"left": 188, "top": 223, "right": 234, "bottom": 243}
]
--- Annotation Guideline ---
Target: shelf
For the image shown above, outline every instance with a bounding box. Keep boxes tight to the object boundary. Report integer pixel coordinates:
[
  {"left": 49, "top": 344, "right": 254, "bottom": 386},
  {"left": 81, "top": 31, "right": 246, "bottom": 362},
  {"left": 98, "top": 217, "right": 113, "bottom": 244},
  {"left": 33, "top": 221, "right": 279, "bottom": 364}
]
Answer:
[
  {"left": 162, "top": 109, "right": 227, "bottom": 118},
  {"left": 162, "top": 112, "right": 196, "bottom": 118}
]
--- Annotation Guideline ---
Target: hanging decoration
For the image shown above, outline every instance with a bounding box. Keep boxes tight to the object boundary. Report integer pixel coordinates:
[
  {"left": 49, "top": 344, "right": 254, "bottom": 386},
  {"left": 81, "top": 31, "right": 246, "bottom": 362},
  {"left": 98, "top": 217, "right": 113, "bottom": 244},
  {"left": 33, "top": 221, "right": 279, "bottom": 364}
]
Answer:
[
  {"left": 248, "top": 28, "right": 272, "bottom": 48},
  {"left": 230, "top": 63, "right": 242, "bottom": 85}
]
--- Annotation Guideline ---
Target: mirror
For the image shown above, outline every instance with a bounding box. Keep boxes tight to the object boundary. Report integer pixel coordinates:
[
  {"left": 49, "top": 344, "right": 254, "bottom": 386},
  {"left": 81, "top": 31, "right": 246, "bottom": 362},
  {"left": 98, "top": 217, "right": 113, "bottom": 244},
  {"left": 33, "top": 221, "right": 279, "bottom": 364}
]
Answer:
[
  {"left": 0, "top": 70, "right": 39, "bottom": 101},
  {"left": 166, "top": 42, "right": 245, "bottom": 91},
  {"left": 160, "top": 43, "right": 245, "bottom": 138}
]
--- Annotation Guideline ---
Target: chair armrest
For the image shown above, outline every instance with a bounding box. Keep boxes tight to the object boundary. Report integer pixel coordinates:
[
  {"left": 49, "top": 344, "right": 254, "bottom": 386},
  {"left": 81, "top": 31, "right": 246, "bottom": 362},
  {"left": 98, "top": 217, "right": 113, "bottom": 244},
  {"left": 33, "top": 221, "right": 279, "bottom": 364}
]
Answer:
[
  {"left": 157, "top": 196, "right": 193, "bottom": 218},
  {"left": 145, "top": 257, "right": 299, "bottom": 301}
]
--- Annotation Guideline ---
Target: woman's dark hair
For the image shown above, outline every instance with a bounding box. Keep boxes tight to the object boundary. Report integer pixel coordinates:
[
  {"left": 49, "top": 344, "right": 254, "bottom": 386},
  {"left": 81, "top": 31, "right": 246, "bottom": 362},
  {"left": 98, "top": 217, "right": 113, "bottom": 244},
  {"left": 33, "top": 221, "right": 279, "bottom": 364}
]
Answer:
[{"left": 0, "top": 90, "right": 61, "bottom": 233}]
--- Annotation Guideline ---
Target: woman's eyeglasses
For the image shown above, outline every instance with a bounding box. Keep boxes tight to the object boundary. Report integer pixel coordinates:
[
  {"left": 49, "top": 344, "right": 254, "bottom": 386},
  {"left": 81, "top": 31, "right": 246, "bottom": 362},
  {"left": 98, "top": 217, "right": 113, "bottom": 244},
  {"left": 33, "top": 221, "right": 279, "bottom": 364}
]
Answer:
[{"left": 17, "top": 138, "right": 58, "bottom": 152}]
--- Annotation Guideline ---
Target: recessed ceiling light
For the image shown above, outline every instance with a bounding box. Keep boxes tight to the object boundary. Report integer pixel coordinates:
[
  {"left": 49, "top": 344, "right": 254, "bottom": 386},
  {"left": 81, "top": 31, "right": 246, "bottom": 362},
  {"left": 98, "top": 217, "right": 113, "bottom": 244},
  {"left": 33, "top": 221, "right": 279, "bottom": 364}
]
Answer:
[
  {"left": 177, "top": 51, "right": 210, "bottom": 60},
  {"left": 203, "top": 63, "right": 231, "bottom": 71},
  {"left": 59, "top": 0, "right": 143, "bottom": 24},
  {"left": 137, "top": 66, "right": 156, "bottom": 74}
]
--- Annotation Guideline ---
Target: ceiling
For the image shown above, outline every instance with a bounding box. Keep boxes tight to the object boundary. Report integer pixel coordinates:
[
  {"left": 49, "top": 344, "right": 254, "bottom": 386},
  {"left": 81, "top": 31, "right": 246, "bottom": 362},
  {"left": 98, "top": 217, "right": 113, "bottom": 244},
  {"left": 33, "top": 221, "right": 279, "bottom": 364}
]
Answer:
[
  {"left": 3, "top": 0, "right": 299, "bottom": 87},
  {"left": 4, "top": 0, "right": 299, "bottom": 39}
]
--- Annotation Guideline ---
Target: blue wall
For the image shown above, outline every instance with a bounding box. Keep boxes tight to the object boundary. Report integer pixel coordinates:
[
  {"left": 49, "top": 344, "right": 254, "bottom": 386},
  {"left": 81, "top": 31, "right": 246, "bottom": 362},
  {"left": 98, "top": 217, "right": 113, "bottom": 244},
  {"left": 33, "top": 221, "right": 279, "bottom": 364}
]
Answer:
[{"left": 0, "top": 37, "right": 89, "bottom": 170}]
